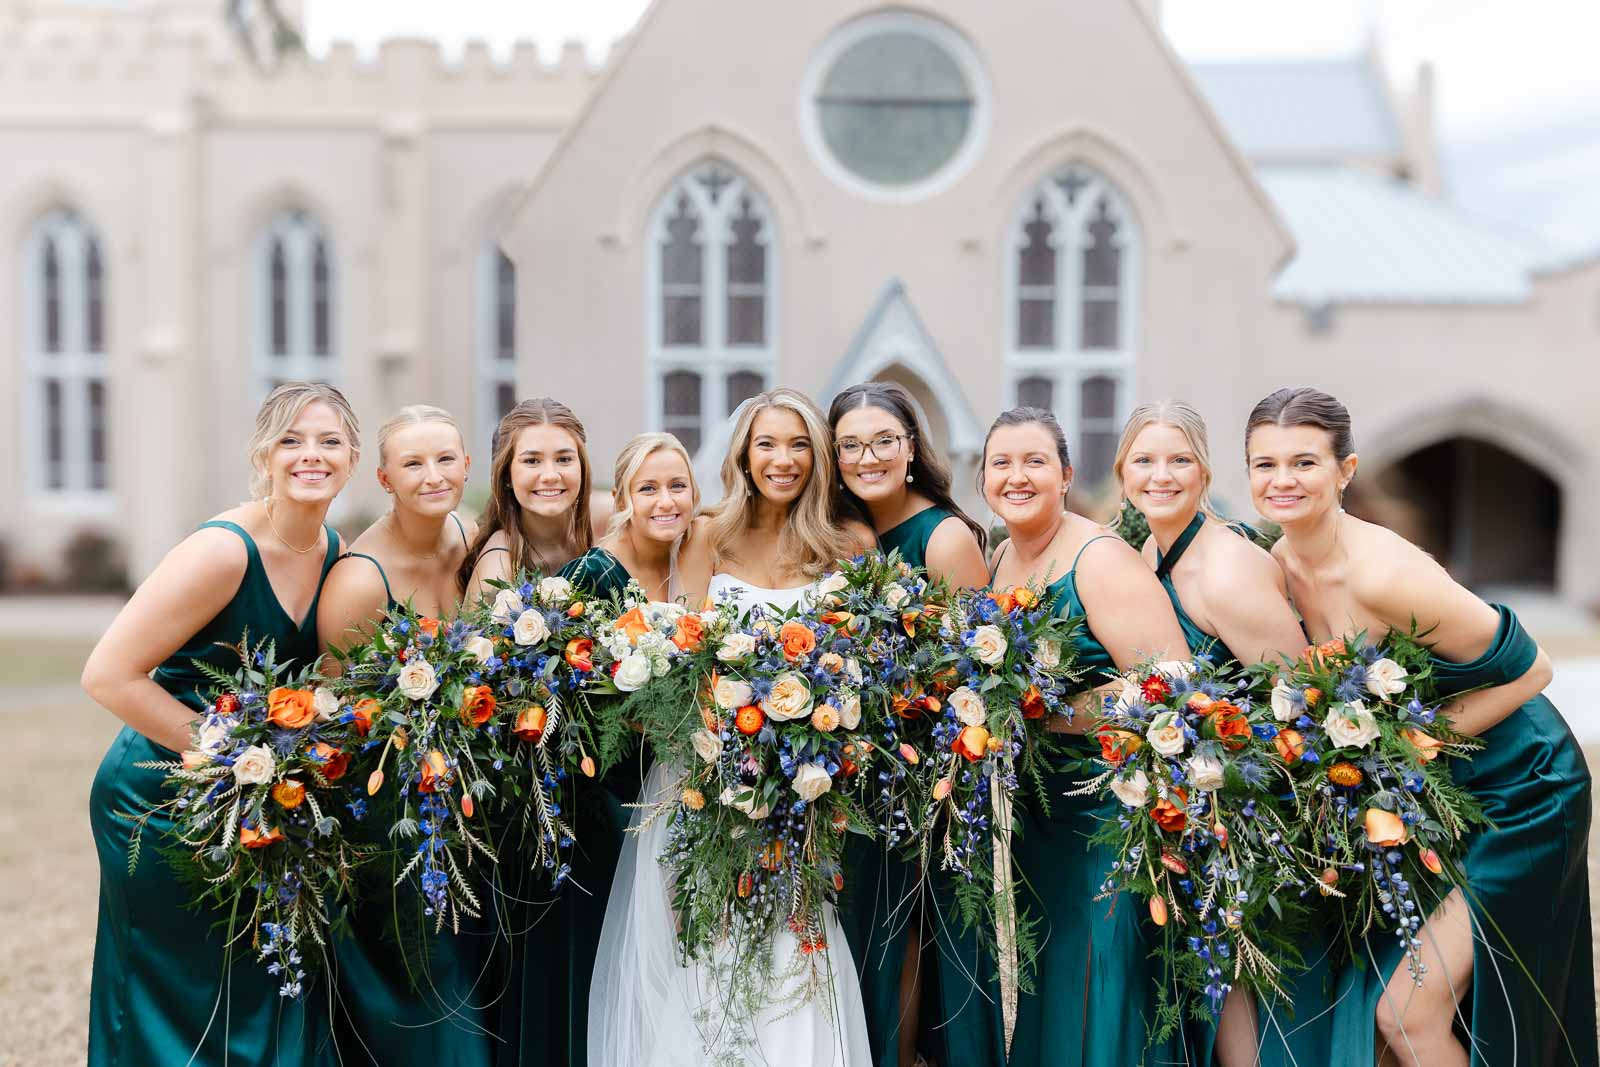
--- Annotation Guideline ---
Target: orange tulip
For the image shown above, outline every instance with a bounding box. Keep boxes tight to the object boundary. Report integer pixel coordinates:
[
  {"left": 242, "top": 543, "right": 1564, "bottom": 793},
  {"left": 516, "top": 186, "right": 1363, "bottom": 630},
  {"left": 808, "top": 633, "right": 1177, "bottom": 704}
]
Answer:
[
  {"left": 566, "top": 601, "right": 585, "bottom": 618},
  {"left": 1274, "top": 728, "right": 1306, "bottom": 765},
  {"left": 564, "top": 638, "right": 594, "bottom": 672},
  {"left": 308, "top": 741, "right": 349, "bottom": 781},
  {"left": 417, "top": 750, "right": 450, "bottom": 793},
  {"left": 1363, "top": 808, "right": 1409, "bottom": 847},
  {"left": 613, "top": 607, "right": 651, "bottom": 645},
  {"left": 1149, "top": 895, "right": 1169, "bottom": 926},
  {"left": 350, "top": 698, "right": 380, "bottom": 737},
  {"left": 267, "top": 687, "right": 317, "bottom": 730},
  {"left": 240, "top": 822, "right": 284, "bottom": 849},
  {"left": 1406, "top": 728, "right": 1442, "bottom": 763},
  {"left": 954, "top": 725, "right": 991, "bottom": 762},
  {"left": 514, "top": 706, "right": 549, "bottom": 743},
  {"left": 460, "top": 685, "right": 497, "bottom": 728},
  {"left": 1097, "top": 728, "right": 1143, "bottom": 766},
  {"left": 461, "top": 793, "right": 476, "bottom": 819},
  {"left": 1150, "top": 789, "right": 1188, "bottom": 833},
  {"left": 1420, "top": 848, "right": 1444, "bottom": 875},
  {"left": 367, "top": 769, "right": 385, "bottom": 795},
  {"left": 1020, "top": 684, "right": 1046, "bottom": 720}
]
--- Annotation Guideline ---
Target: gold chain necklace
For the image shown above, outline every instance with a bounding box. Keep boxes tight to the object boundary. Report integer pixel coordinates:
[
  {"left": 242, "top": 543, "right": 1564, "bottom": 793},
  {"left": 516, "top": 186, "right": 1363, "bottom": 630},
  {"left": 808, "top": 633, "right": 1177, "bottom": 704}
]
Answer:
[{"left": 264, "top": 501, "right": 323, "bottom": 555}]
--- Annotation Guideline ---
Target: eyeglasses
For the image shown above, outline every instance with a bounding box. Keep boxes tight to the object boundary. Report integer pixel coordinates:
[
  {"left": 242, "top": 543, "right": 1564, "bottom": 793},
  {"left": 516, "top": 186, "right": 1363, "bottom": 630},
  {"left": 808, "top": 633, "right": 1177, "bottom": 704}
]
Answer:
[{"left": 837, "top": 433, "right": 909, "bottom": 464}]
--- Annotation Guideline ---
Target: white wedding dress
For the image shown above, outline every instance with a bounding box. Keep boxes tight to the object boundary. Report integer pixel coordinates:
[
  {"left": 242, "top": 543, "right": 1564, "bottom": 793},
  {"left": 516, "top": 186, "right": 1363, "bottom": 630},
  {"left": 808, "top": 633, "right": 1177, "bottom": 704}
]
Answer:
[{"left": 587, "top": 573, "right": 873, "bottom": 1067}]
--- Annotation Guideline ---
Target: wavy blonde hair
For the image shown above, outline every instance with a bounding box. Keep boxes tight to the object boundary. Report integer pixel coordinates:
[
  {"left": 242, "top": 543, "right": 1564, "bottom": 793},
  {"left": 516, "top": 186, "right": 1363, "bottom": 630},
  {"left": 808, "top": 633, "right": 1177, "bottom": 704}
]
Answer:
[
  {"left": 376, "top": 404, "right": 464, "bottom": 466},
  {"left": 247, "top": 381, "right": 361, "bottom": 499},
  {"left": 607, "top": 432, "right": 699, "bottom": 539},
  {"left": 1111, "top": 399, "right": 1220, "bottom": 519},
  {"left": 704, "top": 387, "right": 859, "bottom": 580}
]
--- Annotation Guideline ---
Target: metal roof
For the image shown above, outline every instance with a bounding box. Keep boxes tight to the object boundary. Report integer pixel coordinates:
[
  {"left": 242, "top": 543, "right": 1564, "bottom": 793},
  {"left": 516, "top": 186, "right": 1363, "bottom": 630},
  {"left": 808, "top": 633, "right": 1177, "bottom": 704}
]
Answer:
[{"left": 1190, "top": 58, "right": 1401, "bottom": 162}]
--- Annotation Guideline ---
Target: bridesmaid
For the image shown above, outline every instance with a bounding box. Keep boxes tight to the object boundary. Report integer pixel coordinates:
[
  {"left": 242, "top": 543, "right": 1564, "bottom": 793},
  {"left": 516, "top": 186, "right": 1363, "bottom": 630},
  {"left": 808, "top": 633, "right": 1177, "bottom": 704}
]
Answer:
[
  {"left": 826, "top": 381, "right": 992, "bottom": 1067},
  {"left": 1245, "top": 387, "right": 1594, "bottom": 1067},
  {"left": 1111, "top": 400, "right": 1307, "bottom": 1066},
  {"left": 83, "top": 382, "right": 357, "bottom": 1066},
  {"left": 980, "top": 406, "right": 1193, "bottom": 1067},
  {"left": 315, "top": 405, "right": 489, "bottom": 1066}
]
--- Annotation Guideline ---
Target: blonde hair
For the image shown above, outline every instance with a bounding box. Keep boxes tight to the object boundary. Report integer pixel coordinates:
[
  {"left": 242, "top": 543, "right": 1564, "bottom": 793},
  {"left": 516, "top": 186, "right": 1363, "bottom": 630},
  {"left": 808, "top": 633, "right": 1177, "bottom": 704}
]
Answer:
[
  {"left": 376, "top": 404, "right": 464, "bottom": 465},
  {"left": 704, "top": 387, "right": 860, "bottom": 580},
  {"left": 1111, "top": 399, "right": 1220, "bottom": 519},
  {"left": 607, "top": 432, "right": 698, "bottom": 540},
  {"left": 248, "top": 381, "right": 361, "bottom": 499}
]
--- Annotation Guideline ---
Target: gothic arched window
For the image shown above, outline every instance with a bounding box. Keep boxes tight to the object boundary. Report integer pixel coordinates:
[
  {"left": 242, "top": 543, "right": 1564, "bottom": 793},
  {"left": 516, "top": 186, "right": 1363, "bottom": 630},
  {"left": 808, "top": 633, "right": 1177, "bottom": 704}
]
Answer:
[
  {"left": 479, "top": 244, "right": 518, "bottom": 457},
  {"left": 255, "top": 210, "right": 336, "bottom": 397}
]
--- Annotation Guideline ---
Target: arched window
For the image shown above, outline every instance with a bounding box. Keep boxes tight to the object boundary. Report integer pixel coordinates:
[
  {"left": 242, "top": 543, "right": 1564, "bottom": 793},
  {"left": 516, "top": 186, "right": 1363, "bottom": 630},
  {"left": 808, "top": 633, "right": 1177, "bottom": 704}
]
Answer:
[
  {"left": 478, "top": 244, "right": 518, "bottom": 457},
  {"left": 1005, "top": 166, "right": 1138, "bottom": 487},
  {"left": 647, "top": 162, "right": 776, "bottom": 456},
  {"left": 24, "top": 208, "right": 109, "bottom": 494},
  {"left": 254, "top": 210, "right": 336, "bottom": 397}
]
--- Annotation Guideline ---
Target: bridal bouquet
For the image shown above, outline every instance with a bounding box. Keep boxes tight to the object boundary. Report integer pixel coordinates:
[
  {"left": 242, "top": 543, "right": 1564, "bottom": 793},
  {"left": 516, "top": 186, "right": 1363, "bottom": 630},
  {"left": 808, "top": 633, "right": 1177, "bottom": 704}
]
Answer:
[
  {"left": 1273, "top": 632, "right": 1484, "bottom": 981},
  {"left": 133, "top": 639, "right": 369, "bottom": 997},
  {"left": 1080, "top": 656, "right": 1315, "bottom": 1035}
]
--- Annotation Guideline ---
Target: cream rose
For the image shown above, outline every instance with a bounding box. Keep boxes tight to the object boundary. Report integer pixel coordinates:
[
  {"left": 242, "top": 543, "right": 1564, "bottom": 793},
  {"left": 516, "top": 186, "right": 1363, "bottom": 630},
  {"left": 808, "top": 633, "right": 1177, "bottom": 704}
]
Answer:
[
  {"left": 716, "top": 633, "right": 757, "bottom": 663},
  {"left": 691, "top": 728, "right": 723, "bottom": 764},
  {"left": 970, "top": 624, "right": 1008, "bottom": 666},
  {"left": 1270, "top": 679, "right": 1298, "bottom": 722},
  {"left": 761, "top": 672, "right": 813, "bottom": 721},
  {"left": 1109, "top": 769, "right": 1150, "bottom": 809},
  {"left": 513, "top": 609, "right": 549, "bottom": 647},
  {"left": 537, "top": 576, "right": 573, "bottom": 606},
  {"left": 949, "top": 686, "right": 987, "bottom": 727},
  {"left": 397, "top": 658, "right": 440, "bottom": 701},
  {"left": 312, "top": 687, "right": 340, "bottom": 723},
  {"left": 1326, "top": 702, "right": 1382, "bottom": 749},
  {"left": 719, "top": 786, "right": 771, "bottom": 821},
  {"left": 1154, "top": 660, "right": 1193, "bottom": 680},
  {"left": 884, "top": 584, "right": 910, "bottom": 610},
  {"left": 490, "top": 588, "right": 524, "bottom": 625},
  {"left": 713, "top": 676, "right": 755, "bottom": 710},
  {"left": 1365, "top": 658, "right": 1409, "bottom": 698},
  {"left": 816, "top": 572, "right": 848, "bottom": 598},
  {"left": 464, "top": 635, "right": 496, "bottom": 664},
  {"left": 613, "top": 653, "right": 653, "bottom": 693},
  {"left": 232, "top": 744, "right": 277, "bottom": 785},
  {"left": 791, "top": 762, "right": 834, "bottom": 802},
  {"left": 1145, "top": 711, "right": 1187, "bottom": 757},
  {"left": 817, "top": 652, "right": 845, "bottom": 675},
  {"left": 1035, "top": 638, "right": 1062, "bottom": 669},
  {"left": 839, "top": 692, "right": 862, "bottom": 730},
  {"left": 1187, "top": 752, "right": 1226, "bottom": 791}
]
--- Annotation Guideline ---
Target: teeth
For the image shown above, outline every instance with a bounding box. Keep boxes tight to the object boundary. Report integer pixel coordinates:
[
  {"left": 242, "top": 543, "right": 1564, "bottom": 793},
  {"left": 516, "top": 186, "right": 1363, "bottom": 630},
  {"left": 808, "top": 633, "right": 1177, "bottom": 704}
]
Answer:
[{"left": 534, "top": 489, "right": 565, "bottom": 497}]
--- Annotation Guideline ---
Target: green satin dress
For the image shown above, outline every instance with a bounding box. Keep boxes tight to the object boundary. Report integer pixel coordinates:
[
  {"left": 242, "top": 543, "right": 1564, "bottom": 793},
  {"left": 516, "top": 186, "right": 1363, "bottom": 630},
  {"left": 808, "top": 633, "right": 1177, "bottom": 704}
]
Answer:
[
  {"left": 1323, "top": 604, "right": 1596, "bottom": 1066},
  {"left": 88, "top": 519, "right": 340, "bottom": 1066},
  {"left": 840, "top": 507, "right": 1009, "bottom": 1065},
  {"left": 1152, "top": 514, "right": 1240, "bottom": 669}
]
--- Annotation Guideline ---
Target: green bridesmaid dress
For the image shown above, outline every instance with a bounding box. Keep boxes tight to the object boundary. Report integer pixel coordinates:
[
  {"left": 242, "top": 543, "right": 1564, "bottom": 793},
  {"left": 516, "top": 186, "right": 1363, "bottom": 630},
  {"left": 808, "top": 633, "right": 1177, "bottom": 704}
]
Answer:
[
  {"left": 841, "top": 506, "right": 1009, "bottom": 1066},
  {"left": 1151, "top": 514, "right": 1240, "bottom": 668},
  {"left": 1324, "top": 603, "right": 1595, "bottom": 1066},
  {"left": 88, "top": 519, "right": 340, "bottom": 1067}
]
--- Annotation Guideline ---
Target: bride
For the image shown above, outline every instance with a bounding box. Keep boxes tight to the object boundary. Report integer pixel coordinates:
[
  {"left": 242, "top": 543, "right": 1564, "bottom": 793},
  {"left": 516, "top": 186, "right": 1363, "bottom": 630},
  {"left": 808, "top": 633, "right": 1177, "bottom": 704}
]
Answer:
[{"left": 588, "top": 389, "right": 877, "bottom": 1067}]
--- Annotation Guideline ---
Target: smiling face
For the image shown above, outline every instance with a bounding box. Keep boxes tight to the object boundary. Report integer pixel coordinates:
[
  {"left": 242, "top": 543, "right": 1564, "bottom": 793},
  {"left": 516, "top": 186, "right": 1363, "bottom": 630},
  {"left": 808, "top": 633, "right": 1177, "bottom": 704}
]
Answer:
[
  {"left": 834, "top": 404, "right": 911, "bottom": 506},
  {"left": 268, "top": 400, "right": 354, "bottom": 504},
  {"left": 379, "top": 421, "right": 468, "bottom": 518},
  {"left": 745, "top": 407, "right": 814, "bottom": 507},
  {"left": 1246, "top": 423, "right": 1357, "bottom": 526},
  {"left": 627, "top": 447, "right": 694, "bottom": 545},
  {"left": 982, "top": 422, "right": 1069, "bottom": 528},
  {"left": 509, "top": 424, "right": 584, "bottom": 519},
  {"left": 1120, "top": 422, "right": 1206, "bottom": 524}
]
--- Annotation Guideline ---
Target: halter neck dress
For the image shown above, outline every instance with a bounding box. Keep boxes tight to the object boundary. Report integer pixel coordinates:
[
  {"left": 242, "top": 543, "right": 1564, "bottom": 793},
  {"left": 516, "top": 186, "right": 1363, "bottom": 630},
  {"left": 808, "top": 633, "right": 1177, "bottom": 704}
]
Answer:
[{"left": 1152, "top": 513, "right": 1241, "bottom": 668}]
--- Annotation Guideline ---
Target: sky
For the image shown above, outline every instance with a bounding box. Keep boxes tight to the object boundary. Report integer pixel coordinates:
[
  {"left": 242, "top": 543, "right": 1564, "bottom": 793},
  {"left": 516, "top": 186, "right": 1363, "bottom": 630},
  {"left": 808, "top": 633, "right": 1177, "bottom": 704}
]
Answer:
[{"left": 304, "top": 0, "right": 1600, "bottom": 259}]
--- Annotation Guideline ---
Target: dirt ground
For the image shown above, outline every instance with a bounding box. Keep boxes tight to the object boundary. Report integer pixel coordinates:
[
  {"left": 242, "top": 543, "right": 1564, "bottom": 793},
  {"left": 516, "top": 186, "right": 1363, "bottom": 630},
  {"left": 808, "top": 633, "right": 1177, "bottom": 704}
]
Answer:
[{"left": 4, "top": 641, "right": 1600, "bottom": 1066}]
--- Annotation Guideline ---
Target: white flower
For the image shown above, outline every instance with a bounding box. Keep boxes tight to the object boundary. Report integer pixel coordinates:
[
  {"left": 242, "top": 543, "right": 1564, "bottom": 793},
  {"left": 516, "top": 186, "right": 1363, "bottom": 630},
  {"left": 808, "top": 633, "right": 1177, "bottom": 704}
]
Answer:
[
  {"left": 1187, "top": 752, "right": 1226, "bottom": 791},
  {"left": 613, "top": 653, "right": 653, "bottom": 693},
  {"left": 1109, "top": 769, "right": 1150, "bottom": 809},
  {"left": 970, "top": 624, "right": 1008, "bottom": 666},
  {"left": 691, "top": 728, "right": 722, "bottom": 764},
  {"left": 537, "top": 576, "right": 573, "bottom": 606},
  {"left": 761, "top": 672, "right": 813, "bottom": 721},
  {"left": 719, "top": 786, "right": 771, "bottom": 821},
  {"left": 513, "top": 609, "right": 549, "bottom": 647},
  {"left": 232, "top": 744, "right": 276, "bottom": 785},
  {"left": 1366, "top": 658, "right": 1409, "bottom": 698},
  {"left": 791, "top": 762, "right": 834, "bottom": 802},
  {"left": 816, "top": 572, "right": 848, "bottom": 598},
  {"left": 1035, "top": 639, "right": 1062, "bottom": 669},
  {"left": 1325, "top": 702, "right": 1382, "bottom": 749},
  {"left": 949, "top": 686, "right": 987, "bottom": 727},
  {"left": 1154, "top": 660, "right": 1193, "bottom": 680},
  {"left": 197, "top": 717, "right": 236, "bottom": 756},
  {"left": 644, "top": 601, "right": 685, "bottom": 627},
  {"left": 884, "top": 584, "right": 910, "bottom": 610},
  {"left": 490, "top": 588, "right": 524, "bottom": 625},
  {"left": 1270, "top": 679, "right": 1298, "bottom": 723},
  {"left": 396, "top": 658, "right": 440, "bottom": 701},
  {"left": 464, "top": 635, "right": 496, "bottom": 664},
  {"left": 717, "top": 632, "right": 757, "bottom": 663},
  {"left": 1145, "top": 711, "right": 1187, "bottom": 757},
  {"left": 839, "top": 692, "right": 862, "bottom": 730},
  {"left": 312, "top": 687, "right": 340, "bottom": 722},
  {"left": 713, "top": 676, "right": 755, "bottom": 710},
  {"left": 845, "top": 658, "right": 863, "bottom": 685}
]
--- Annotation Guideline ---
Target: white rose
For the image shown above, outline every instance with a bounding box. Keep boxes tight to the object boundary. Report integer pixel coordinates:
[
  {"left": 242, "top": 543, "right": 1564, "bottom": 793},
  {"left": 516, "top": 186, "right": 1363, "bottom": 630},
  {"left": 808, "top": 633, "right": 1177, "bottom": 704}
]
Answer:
[
  {"left": 1365, "top": 658, "right": 1409, "bottom": 698},
  {"left": 396, "top": 658, "right": 440, "bottom": 701},
  {"left": 970, "top": 624, "right": 1008, "bottom": 667},
  {"left": 1154, "top": 660, "right": 1193, "bottom": 680},
  {"left": 513, "top": 609, "right": 549, "bottom": 647},
  {"left": 1187, "top": 752, "right": 1226, "bottom": 791},
  {"left": 1145, "top": 711, "right": 1187, "bottom": 757},
  {"left": 197, "top": 717, "right": 235, "bottom": 756},
  {"left": 232, "top": 744, "right": 276, "bottom": 785},
  {"left": 1035, "top": 639, "right": 1062, "bottom": 670},
  {"left": 490, "top": 588, "right": 524, "bottom": 625},
  {"left": 839, "top": 692, "right": 862, "bottom": 730},
  {"left": 719, "top": 786, "right": 771, "bottom": 821},
  {"left": 613, "top": 653, "right": 653, "bottom": 693},
  {"left": 538, "top": 576, "right": 573, "bottom": 606},
  {"left": 691, "top": 728, "right": 723, "bottom": 764},
  {"left": 761, "top": 673, "right": 813, "bottom": 721},
  {"left": 845, "top": 658, "right": 863, "bottom": 685},
  {"left": 717, "top": 632, "right": 757, "bottom": 663},
  {"left": 884, "top": 584, "right": 910, "bottom": 610},
  {"left": 312, "top": 687, "right": 340, "bottom": 722},
  {"left": 816, "top": 572, "right": 848, "bottom": 597},
  {"left": 1109, "top": 769, "right": 1150, "bottom": 808},
  {"left": 1325, "top": 703, "right": 1382, "bottom": 749},
  {"left": 464, "top": 635, "right": 496, "bottom": 664},
  {"left": 791, "top": 762, "right": 834, "bottom": 803},
  {"left": 1270, "top": 679, "right": 1298, "bottom": 723},
  {"left": 949, "top": 686, "right": 987, "bottom": 727},
  {"left": 713, "top": 676, "right": 755, "bottom": 710},
  {"left": 645, "top": 601, "right": 685, "bottom": 627}
]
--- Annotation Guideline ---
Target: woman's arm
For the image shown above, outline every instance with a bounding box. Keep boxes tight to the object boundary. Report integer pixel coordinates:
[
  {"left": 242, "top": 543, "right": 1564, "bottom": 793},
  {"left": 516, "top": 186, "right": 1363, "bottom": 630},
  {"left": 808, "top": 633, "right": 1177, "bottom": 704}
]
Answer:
[
  {"left": 676, "top": 516, "right": 716, "bottom": 608},
  {"left": 1202, "top": 542, "right": 1307, "bottom": 667},
  {"left": 79, "top": 528, "right": 249, "bottom": 753},
  {"left": 315, "top": 556, "right": 391, "bottom": 675},
  {"left": 924, "top": 517, "right": 991, "bottom": 591}
]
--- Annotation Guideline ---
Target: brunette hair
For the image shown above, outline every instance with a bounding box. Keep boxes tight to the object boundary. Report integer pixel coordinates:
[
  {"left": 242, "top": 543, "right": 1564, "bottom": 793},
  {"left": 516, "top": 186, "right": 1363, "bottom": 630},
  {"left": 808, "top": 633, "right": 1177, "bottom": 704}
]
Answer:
[
  {"left": 376, "top": 404, "right": 464, "bottom": 465},
  {"left": 1245, "top": 387, "right": 1355, "bottom": 461},
  {"left": 1111, "top": 399, "right": 1220, "bottom": 519},
  {"left": 828, "top": 381, "right": 986, "bottom": 551},
  {"left": 606, "top": 432, "right": 699, "bottom": 539},
  {"left": 458, "top": 397, "right": 593, "bottom": 589},
  {"left": 248, "top": 381, "right": 361, "bottom": 499},
  {"left": 977, "top": 406, "right": 1071, "bottom": 494}
]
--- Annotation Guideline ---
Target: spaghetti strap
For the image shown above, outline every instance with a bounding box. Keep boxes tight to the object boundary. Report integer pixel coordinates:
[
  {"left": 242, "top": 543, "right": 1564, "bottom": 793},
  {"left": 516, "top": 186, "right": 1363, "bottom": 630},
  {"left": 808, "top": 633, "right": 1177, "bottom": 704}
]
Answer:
[
  {"left": 340, "top": 551, "right": 395, "bottom": 606},
  {"left": 987, "top": 541, "right": 1011, "bottom": 583},
  {"left": 198, "top": 519, "right": 259, "bottom": 559},
  {"left": 1070, "top": 533, "right": 1120, "bottom": 574},
  {"left": 450, "top": 512, "right": 469, "bottom": 548}
]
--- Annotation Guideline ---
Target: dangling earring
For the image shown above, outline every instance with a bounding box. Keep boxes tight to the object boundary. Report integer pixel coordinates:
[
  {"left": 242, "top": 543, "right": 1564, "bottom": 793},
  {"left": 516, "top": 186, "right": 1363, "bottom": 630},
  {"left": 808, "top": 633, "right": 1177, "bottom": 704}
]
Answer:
[{"left": 906, "top": 472, "right": 914, "bottom": 484}]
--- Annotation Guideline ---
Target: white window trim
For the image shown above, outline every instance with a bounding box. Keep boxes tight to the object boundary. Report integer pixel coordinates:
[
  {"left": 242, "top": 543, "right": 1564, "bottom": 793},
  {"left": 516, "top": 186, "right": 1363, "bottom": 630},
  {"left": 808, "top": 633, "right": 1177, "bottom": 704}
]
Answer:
[
  {"left": 797, "top": 9, "right": 992, "bottom": 204},
  {"left": 250, "top": 210, "right": 337, "bottom": 402},
  {"left": 644, "top": 164, "right": 778, "bottom": 456},
  {"left": 477, "top": 243, "right": 518, "bottom": 458},
  {"left": 21, "top": 208, "right": 110, "bottom": 500}
]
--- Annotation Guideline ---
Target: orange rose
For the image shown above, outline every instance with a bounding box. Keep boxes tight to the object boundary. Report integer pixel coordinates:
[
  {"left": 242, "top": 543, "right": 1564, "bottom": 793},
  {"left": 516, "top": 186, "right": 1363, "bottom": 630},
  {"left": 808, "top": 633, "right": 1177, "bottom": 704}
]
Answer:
[
  {"left": 1274, "top": 728, "right": 1305, "bottom": 764},
  {"left": 671, "top": 613, "right": 706, "bottom": 652},
  {"left": 267, "top": 687, "right": 316, "bottom": 730},
  {"left": 735, "top": 704, "right": 765, "bottom": 736},
  {"left": 778, "top": 620, "right": 817, "bottom": 663},
  {"left": 564, "top": 638, "right": 595, "bottom": 672},
  {"left": 1150, "top": 789, "right": 1189, "bottom": 833},
  {"left": 1214, "top": 711, "right": 1252, "bottom": 751},
  {"left": 514, "top": 706, "right": 548, "bottom": 743},
  {"left": 350, "top": 698, "right": 380, "bottom": 737},
  {"left": 953, "top": 725, "right": 990, "bottom": 762},
  {"left": 1406, "top": 728, "right": 1442, "bottom": 763},
  {"left": 1363, "top": 808, "right": 1409, "bottom": 847},
  {"left": 419, "top": 616, "right": 440, "bottom": 638},
  {"left": 901, "top": 611, "right": 919, "bottom": 638},
  {"left": 460, "top": 685, "right": 496, "bottom": 728},
  {"left": 1097, "top": 728, "right": 1143, "bottom": 766},
  {"left": 1011, "top": 586, "right": 1038, "bottom": 610},
  {"left": 271, "top": 779, "right": 306, "bottom": 809},
  {"left": 417, "top": 750, "right": 450, "bottom": 793},
  {"left": 308, "top": 742, "right": 349, "bottom": 781},
  {"left": 819, "top": 610, "right": 853, "bottom": 628},
  {"left": 240, "top": 822, "right": 284, "bottom": 849},
  {"left": 612, "top": 607, "right": 651, "bottom": 645},
  {"left": 1020, "top": 684, "right": 1046, "bottom": 720},
  {"left": 989, "top": 590, "right": 1015, "bottom": 615},
  {"left": 566, "top": 601, "right": 586, "bottom": 618}
]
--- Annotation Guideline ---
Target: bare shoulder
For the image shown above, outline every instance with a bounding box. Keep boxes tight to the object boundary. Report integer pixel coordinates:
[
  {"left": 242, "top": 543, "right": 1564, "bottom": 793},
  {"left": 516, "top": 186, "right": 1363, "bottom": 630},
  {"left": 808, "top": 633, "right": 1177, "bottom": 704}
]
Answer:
[
  {"left": 1200, "top": 525, "right": 1286, "bottom": 596},
  {"left": 1139, "top": 536, "right": 1158, "bottom": 568},
  {"left": 481, "top": 527, "right": 511, "bottom": 552},
  {"left": 166, "top": 522, "right": 252, "bottom": 585},
  {"left": 928, "top": 514, "right": 978, "bottom": 552},
  {"left": 454, "top": 511, "right": 480, "bottom": 545},
  {"left": 843, "top": 518, "right": 878, "bottom": 555},
  {"left": 589, "top": 493, "right": 614, "bottom": 541},
  {"left": 987, "top": 536, "right": 1010, "bottom": 568},
  {"left": 1344, "top": 519, "right": 1442, "bottom": 601},
  {"left": 322, "top": 551, "right": 390, "bottom": 602}
]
